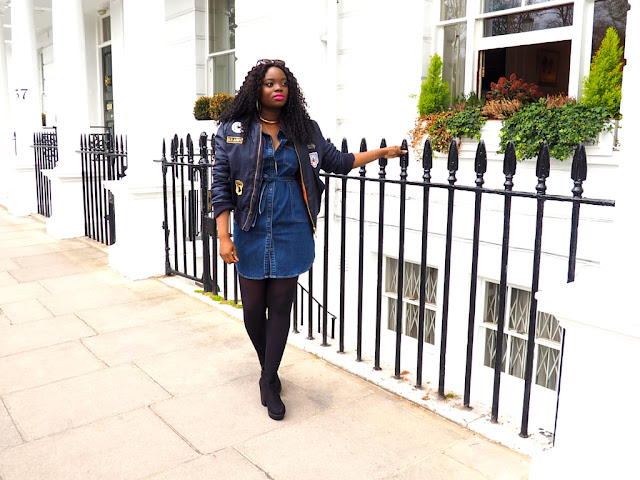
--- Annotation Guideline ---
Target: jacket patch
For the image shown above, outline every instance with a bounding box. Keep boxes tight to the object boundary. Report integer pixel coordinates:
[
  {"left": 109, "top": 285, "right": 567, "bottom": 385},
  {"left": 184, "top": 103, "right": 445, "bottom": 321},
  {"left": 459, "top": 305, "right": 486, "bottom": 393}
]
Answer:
[
  {"left": 309, "top": 152, "right": 319, "bottom": 168},
  {"left": 235, "top": 180, "right": 244, "bottom": 195},
  {"left": 231, "top": 122, "right": 243, "bottom": 133},
  {"left": 227, "top": 136, "right": 244, "bottom": 144}
]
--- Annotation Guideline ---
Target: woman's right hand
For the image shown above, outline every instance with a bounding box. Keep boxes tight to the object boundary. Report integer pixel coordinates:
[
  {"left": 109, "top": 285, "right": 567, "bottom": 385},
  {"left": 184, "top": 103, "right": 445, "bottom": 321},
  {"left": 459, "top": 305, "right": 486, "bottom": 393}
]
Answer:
[{"left": 219, "top": 236, "right": 239, "bottom": 264}]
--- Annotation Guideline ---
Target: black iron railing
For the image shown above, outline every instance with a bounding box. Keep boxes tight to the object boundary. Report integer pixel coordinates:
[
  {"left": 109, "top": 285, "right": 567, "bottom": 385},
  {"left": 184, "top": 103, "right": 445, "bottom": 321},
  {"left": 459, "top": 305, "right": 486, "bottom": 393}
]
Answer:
[
  {"left": 33, "top": 127, "right": 58, "bottom": 217},
  {"left": 80, "top": 129, "right": 127, "bottom": 245},
  {"left": 160, "top": 132, "right": 614, "bottom": 441}
]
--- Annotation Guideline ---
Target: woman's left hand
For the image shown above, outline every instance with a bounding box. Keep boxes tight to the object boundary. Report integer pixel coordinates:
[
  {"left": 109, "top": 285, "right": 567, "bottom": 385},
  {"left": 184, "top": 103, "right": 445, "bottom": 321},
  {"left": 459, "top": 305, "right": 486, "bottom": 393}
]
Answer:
[{"left": 380, "top": 146, "right": 407, "bottom": 159}]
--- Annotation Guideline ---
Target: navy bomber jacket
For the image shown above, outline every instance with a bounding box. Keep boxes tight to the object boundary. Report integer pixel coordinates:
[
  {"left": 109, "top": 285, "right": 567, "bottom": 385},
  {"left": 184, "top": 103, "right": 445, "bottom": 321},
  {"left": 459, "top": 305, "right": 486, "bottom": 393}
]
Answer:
[{"left": 211, "top": 120, "right": 355, "bottom": 233}]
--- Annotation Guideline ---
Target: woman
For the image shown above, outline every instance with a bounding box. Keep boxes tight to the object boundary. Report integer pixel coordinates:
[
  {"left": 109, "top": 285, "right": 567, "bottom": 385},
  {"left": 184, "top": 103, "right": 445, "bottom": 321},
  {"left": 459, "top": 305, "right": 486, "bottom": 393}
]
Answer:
[{"left": 212, "top": 59, "right": 405, "bottom": 421}]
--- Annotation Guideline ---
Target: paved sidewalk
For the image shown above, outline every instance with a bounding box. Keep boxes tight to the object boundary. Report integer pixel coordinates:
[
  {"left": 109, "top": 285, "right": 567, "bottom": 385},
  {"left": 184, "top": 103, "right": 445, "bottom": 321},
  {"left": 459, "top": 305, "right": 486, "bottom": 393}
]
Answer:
[{"left": 0, "top": 206, "right": 530, "bottom": 480}]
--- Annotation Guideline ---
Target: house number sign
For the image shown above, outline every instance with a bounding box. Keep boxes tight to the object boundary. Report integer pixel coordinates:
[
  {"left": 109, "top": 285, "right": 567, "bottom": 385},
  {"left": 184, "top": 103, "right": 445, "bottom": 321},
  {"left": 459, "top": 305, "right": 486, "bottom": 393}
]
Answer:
[{"left": 15, "top": 88, "right": 28, "bottom": 100}]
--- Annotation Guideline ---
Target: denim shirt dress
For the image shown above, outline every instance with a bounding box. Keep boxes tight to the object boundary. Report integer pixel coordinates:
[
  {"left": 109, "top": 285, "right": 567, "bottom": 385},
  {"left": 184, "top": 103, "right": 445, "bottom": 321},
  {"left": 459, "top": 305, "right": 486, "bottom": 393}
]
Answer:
[{"left": 233, "top": 130, "right": 314, "bottom": 279}]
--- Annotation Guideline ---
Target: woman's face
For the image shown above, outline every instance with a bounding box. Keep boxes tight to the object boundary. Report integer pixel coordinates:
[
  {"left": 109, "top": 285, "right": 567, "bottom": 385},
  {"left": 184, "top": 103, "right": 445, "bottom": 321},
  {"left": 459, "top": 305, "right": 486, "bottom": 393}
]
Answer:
[{"left": 260, "top": 66, "right": 289, "bottom": 110}]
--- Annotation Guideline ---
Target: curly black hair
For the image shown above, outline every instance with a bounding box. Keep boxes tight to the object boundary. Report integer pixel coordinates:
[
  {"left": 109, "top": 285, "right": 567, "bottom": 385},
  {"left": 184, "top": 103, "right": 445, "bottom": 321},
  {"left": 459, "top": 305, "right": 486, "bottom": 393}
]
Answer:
[{"left": 218, "top": 62, "right": 316, "bottom": 145}]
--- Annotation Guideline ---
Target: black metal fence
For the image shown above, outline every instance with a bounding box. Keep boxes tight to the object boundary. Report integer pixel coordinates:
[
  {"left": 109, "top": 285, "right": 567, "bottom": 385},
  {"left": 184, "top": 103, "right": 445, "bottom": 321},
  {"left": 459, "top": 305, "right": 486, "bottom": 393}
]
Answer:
[
  {"left": 33, "top": 127, "right": 58, "bottom": 217},
  {"left": 80, "top": 130, "right": 127, "bottom": 245},
  {"left": 160, "top": 132, "right": 614, "bottom": 440}
]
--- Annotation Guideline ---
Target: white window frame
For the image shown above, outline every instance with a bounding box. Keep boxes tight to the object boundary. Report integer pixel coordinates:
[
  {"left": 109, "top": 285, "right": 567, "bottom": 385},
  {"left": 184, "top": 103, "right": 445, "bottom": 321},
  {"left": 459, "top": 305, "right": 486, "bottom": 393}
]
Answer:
[
  {"left": 481, "top": 280, "right": 562, "bottom": 391},
  {"left": 384, "top": 257, "right": 439, "bottom": 346},
  {"left": 206, "top": 0, "right": 236, "bottom": 96}
]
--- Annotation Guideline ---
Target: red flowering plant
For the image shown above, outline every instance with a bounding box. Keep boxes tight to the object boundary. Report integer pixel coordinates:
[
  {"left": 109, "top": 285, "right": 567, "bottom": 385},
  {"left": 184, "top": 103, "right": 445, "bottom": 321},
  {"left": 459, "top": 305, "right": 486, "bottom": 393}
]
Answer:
[{"left": 486, "top": 74, "right": 542, "bottom": 103}]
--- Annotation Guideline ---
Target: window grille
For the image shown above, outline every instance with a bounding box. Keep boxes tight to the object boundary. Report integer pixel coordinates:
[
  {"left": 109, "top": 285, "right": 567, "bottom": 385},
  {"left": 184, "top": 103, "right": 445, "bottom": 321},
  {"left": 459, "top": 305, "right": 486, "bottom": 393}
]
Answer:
[
  {"left": 482, "top": 281, "right": 561, "bottom": 390},
  {"left": 385, "top": 258, "right": 438, "bottom": 345}
]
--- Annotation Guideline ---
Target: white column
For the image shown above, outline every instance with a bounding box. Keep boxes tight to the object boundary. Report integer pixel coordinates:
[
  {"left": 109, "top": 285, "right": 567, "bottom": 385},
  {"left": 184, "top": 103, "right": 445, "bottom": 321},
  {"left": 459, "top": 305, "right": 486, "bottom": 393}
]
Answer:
[
  {"left": 0, "top": 6, "right": 12, "bottom": 205},
  {"left": 42, "top": 0, "right": 92, "bottom": 239},
  {"left": 5, "top": 0, "right": 40, "bottom": 216},
  {"left": 530, "top": 5, "right": 640, "bottom": 479},
  {"left": 105, "top": 0, "right": 168, "bottom": 279}
]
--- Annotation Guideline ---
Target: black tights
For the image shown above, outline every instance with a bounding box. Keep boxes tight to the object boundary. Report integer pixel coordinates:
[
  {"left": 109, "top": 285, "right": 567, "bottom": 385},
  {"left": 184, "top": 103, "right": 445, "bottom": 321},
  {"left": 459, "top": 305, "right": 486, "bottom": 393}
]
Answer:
[{"left": 238, "top": 275, "right": 298, "bottom": 377}]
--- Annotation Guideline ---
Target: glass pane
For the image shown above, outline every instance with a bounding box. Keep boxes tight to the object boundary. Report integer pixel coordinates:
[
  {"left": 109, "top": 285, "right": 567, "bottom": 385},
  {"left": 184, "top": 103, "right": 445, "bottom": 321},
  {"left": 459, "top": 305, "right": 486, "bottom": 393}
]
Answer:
[
  {"left": 484, "top": 282, "right": 499, "bottom": 325},
  {"left": 386, "top": 257, "right": 398, "bottom": 294},
  {"left": 425, "top": 267, "right": 438, "bottom": 305},
  {"left": 484, "top": 0, "right": 521, "bottom": 14},
  {"left": 102, "top": 17, "right": 111, "bottom": 43},
  {"left": 209, "top": 0, "right": 236, "bottom": 53},
  {"left": 509, "top": 336, "right": 527, "bottom": 379},
  {"left": 403, "top": 262, "right": 420, "bottom": 301},
  {"left": 441, "top": 0, "right": 466, "bottom": 21},
  {"left": 484, "top": 5, "right": 573, "bottom": 37},
  {"left": 536, "top": 344, "right": 559, "bottom": 390},
  {"left": 387, "top": 297, "right": 398, "bottom": 332},
  {"left": 592, "top": 0, "right": 629, "bottom": 57},
  {"left": 406, "top": 304, "right": 419, "bottom": 339},
  {"left": 536, "top": 312, "right": 562, "bottom": 343},
  {"left": 509, "top": 288, "right": 530, "bottom": 334},
  {"left": 210, "top": 53, "right": 236, "bottom": 95},
  {"left": 424, "top": 308, "right": 436, "bottom": 344},
  {"left": 443, "top": 23, "right": 466, "bottom": 100},
  {"left": 484, "top": 329, "right": 507, "bottom": 371}
]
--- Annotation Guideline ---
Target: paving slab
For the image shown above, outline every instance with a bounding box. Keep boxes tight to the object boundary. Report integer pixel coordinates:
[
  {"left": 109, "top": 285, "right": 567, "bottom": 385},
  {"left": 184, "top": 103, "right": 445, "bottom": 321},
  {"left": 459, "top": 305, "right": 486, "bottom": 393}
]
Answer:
[
  {"left": 383, "top": 451, "right": 487, "bottom": 479},
  {"left": 77, "top": 293, "right": 213, "bottom": 333},
  {"left": 0, "top": 257, "right": 19, "bottom": 271},
  {"left": 0, "top": 243, "right": 60, "bottom": 260},
  {"left": 135, "top": 341, "right": 257, "bottom": 396},
  {"left": 82, "top": 319, "right": 213, "bottom": 366},
  {"left": 36, "top": 268, "right": 125, "bottom": 295},
  {"left": 145, "top": 448, "right": 270, "bottom": 480},
  {"left": 152, "top": 374, "right": 331, "bottom": 454},
  {"left": 38, "top": 284, "right": 142, "bottom": 316},
  {"left": 122, "top": 278, "right": 186, "bottom": 300},
  {"left": 444, "top": 436, "right": 530, "bottom": 480},
  {"left": 4, "top": 363, "right": 171, "bottom": 441},
  {"left": 0, "top": 315, "right": 96, "bottom": 357},
  {"left": 236, "top": 392, "right": 468, "bottom": 480},
  {"left": 0, "top": 408, "right": 199, "bottom": 480},
  {"left": 279, "top": 357, "right": 375, "bottom": 407},
  {"left": 0, "top": 402, "right": 21, "bottom": 451},
  {"left": 0, "top": 341, "right": 105, "bottom": 396},
  {"left": 0, "top": 271, "right": 18, "bottom": 287},
  {"left": 0, "top": 298, "right": 53, "bottom": 324},
  {"left": 0, "top": 281, "right": 51, "bottom": 304},
  {"left": 0, "top": 314, "right": 9, "bottom": 326}
]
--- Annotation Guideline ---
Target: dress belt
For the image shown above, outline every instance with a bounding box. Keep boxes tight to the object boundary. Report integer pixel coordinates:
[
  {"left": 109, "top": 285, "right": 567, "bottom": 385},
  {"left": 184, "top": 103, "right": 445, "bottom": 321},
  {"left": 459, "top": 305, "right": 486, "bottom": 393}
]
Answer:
[{"left": 258, "top": 175, "right": 298, "bottom": 215}]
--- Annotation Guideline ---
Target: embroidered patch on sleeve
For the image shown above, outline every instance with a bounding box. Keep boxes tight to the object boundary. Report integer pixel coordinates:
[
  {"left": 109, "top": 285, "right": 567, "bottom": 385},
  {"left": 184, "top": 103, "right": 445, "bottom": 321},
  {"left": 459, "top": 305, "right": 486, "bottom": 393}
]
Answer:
[
  {"left": 227, "top": 136, "right": 244, "bottom": 144},
  {"left": 309, "top": 152, "right": 319, "bottom": 168},
  {"left": 235, "top": 180, "right": 244, "bottom": 195}
]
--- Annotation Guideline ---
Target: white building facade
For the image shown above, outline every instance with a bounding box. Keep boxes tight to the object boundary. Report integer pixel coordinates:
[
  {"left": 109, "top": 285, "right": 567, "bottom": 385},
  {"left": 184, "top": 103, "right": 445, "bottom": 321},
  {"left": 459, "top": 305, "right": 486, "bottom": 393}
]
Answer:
[{"left": 0, "top": 0, "right": 634, "bottom": 464}]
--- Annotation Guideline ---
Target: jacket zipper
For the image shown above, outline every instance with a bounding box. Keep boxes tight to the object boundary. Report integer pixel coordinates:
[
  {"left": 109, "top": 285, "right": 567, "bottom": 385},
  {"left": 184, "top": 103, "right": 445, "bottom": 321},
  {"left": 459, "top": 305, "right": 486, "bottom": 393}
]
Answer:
[
  {"left": 242, "top": 127, "right": 263, "bottom": 230},
  {"left": 294, "top": 144, "right": 317, "bottom": 235}
]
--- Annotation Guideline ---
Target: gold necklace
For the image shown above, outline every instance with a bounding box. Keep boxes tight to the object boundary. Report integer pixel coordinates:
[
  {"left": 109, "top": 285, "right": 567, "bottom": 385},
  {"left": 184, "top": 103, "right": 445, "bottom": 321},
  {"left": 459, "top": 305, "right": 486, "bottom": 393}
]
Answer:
[{"left": 259, "top": 115, "right": 279, "bottom": 124}]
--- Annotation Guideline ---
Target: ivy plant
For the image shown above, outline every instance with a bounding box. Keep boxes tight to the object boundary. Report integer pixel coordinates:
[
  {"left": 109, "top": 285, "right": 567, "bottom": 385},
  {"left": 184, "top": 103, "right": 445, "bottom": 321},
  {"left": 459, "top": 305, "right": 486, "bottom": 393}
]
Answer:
[{"left": 500, "top": 99, "right": 611, "bottom": 161}]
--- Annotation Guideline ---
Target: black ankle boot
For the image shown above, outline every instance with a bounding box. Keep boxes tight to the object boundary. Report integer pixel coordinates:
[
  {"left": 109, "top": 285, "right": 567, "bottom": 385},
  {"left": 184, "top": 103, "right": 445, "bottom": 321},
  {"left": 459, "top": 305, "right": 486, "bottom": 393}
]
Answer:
[
  {"left": 259, "top": 374, "right": 285, "bottom": 421},
  {"left": 261, "top": 368, "right": 282, "bottom": 394}
]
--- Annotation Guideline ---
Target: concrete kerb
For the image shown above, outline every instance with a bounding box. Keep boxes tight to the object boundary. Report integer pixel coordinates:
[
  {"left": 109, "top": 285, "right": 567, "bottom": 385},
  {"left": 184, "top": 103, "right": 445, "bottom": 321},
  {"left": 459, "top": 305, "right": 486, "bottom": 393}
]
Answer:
[{"left": 160, "top": 275, "right": 551, "bottom": 459}]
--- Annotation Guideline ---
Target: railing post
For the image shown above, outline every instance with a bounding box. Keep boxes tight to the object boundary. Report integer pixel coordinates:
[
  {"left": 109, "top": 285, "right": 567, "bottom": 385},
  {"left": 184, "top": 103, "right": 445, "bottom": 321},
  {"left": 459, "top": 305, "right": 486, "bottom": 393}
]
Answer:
[
  {"left": 209, "top": 132, "right": 220, "bottom": 296},
  {"left": 356, "top": 138, "right": 367, "bottom": 362},
  {"left": 463, "top": 140, "right": 487, "bottom": 406},
  {"left": 492, "top": 140, "right": 517, "bottom": 422},
  {"left": 394, "top": 139, "right": 409, "bottom": 379},
  {"left": 552, "top": 142, "right": 588, "bottom": 444},
  {"left": 520, "top": 141, "right": 550, "bottom": 438},
  {"left": 438, "top": 139, "right": 459, "bottom": 397},
  {"left": 374, "top": 139, "right": 388, "bottom": 371},
  {"left": 199, "top": 132, "right": 213, "bottom": 293},
  {"left": 338, "top": 137, "right": 348, "bottom": 353},
  {"left": 161, "top": 139, "right": 171, "bottom": 275},
  {"left": 416, "top": 139, "right": 433, "bottom": 388}
]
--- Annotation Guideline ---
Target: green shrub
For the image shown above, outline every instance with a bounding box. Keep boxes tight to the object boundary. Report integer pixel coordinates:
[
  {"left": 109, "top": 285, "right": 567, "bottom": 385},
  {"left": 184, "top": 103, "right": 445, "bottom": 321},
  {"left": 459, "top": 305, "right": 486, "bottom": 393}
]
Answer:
[
  {"left": 418, "top": 54, "right": 451, "bottom": 115},
  {"left": 500, "top": 99, "right": 611, "bottom": 160},
  {"left": 581, "top": 27, "right": 623, "bottom": 118},
  {"left": 210, "top": 93, "right": 234, "bottom": 120},
  {"left": 193, "top": 96, "right": 214, "bottom": 120},
  {"left": 447, "top": 93, "right": 487, "bottom": 140}
]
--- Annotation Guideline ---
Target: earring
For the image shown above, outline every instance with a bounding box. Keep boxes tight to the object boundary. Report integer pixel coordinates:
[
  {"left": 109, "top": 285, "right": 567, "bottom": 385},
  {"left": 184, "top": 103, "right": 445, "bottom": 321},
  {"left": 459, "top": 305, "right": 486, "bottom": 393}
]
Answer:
[{"left": 256, "top": 100, "right": 261, "bottom": 113}]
